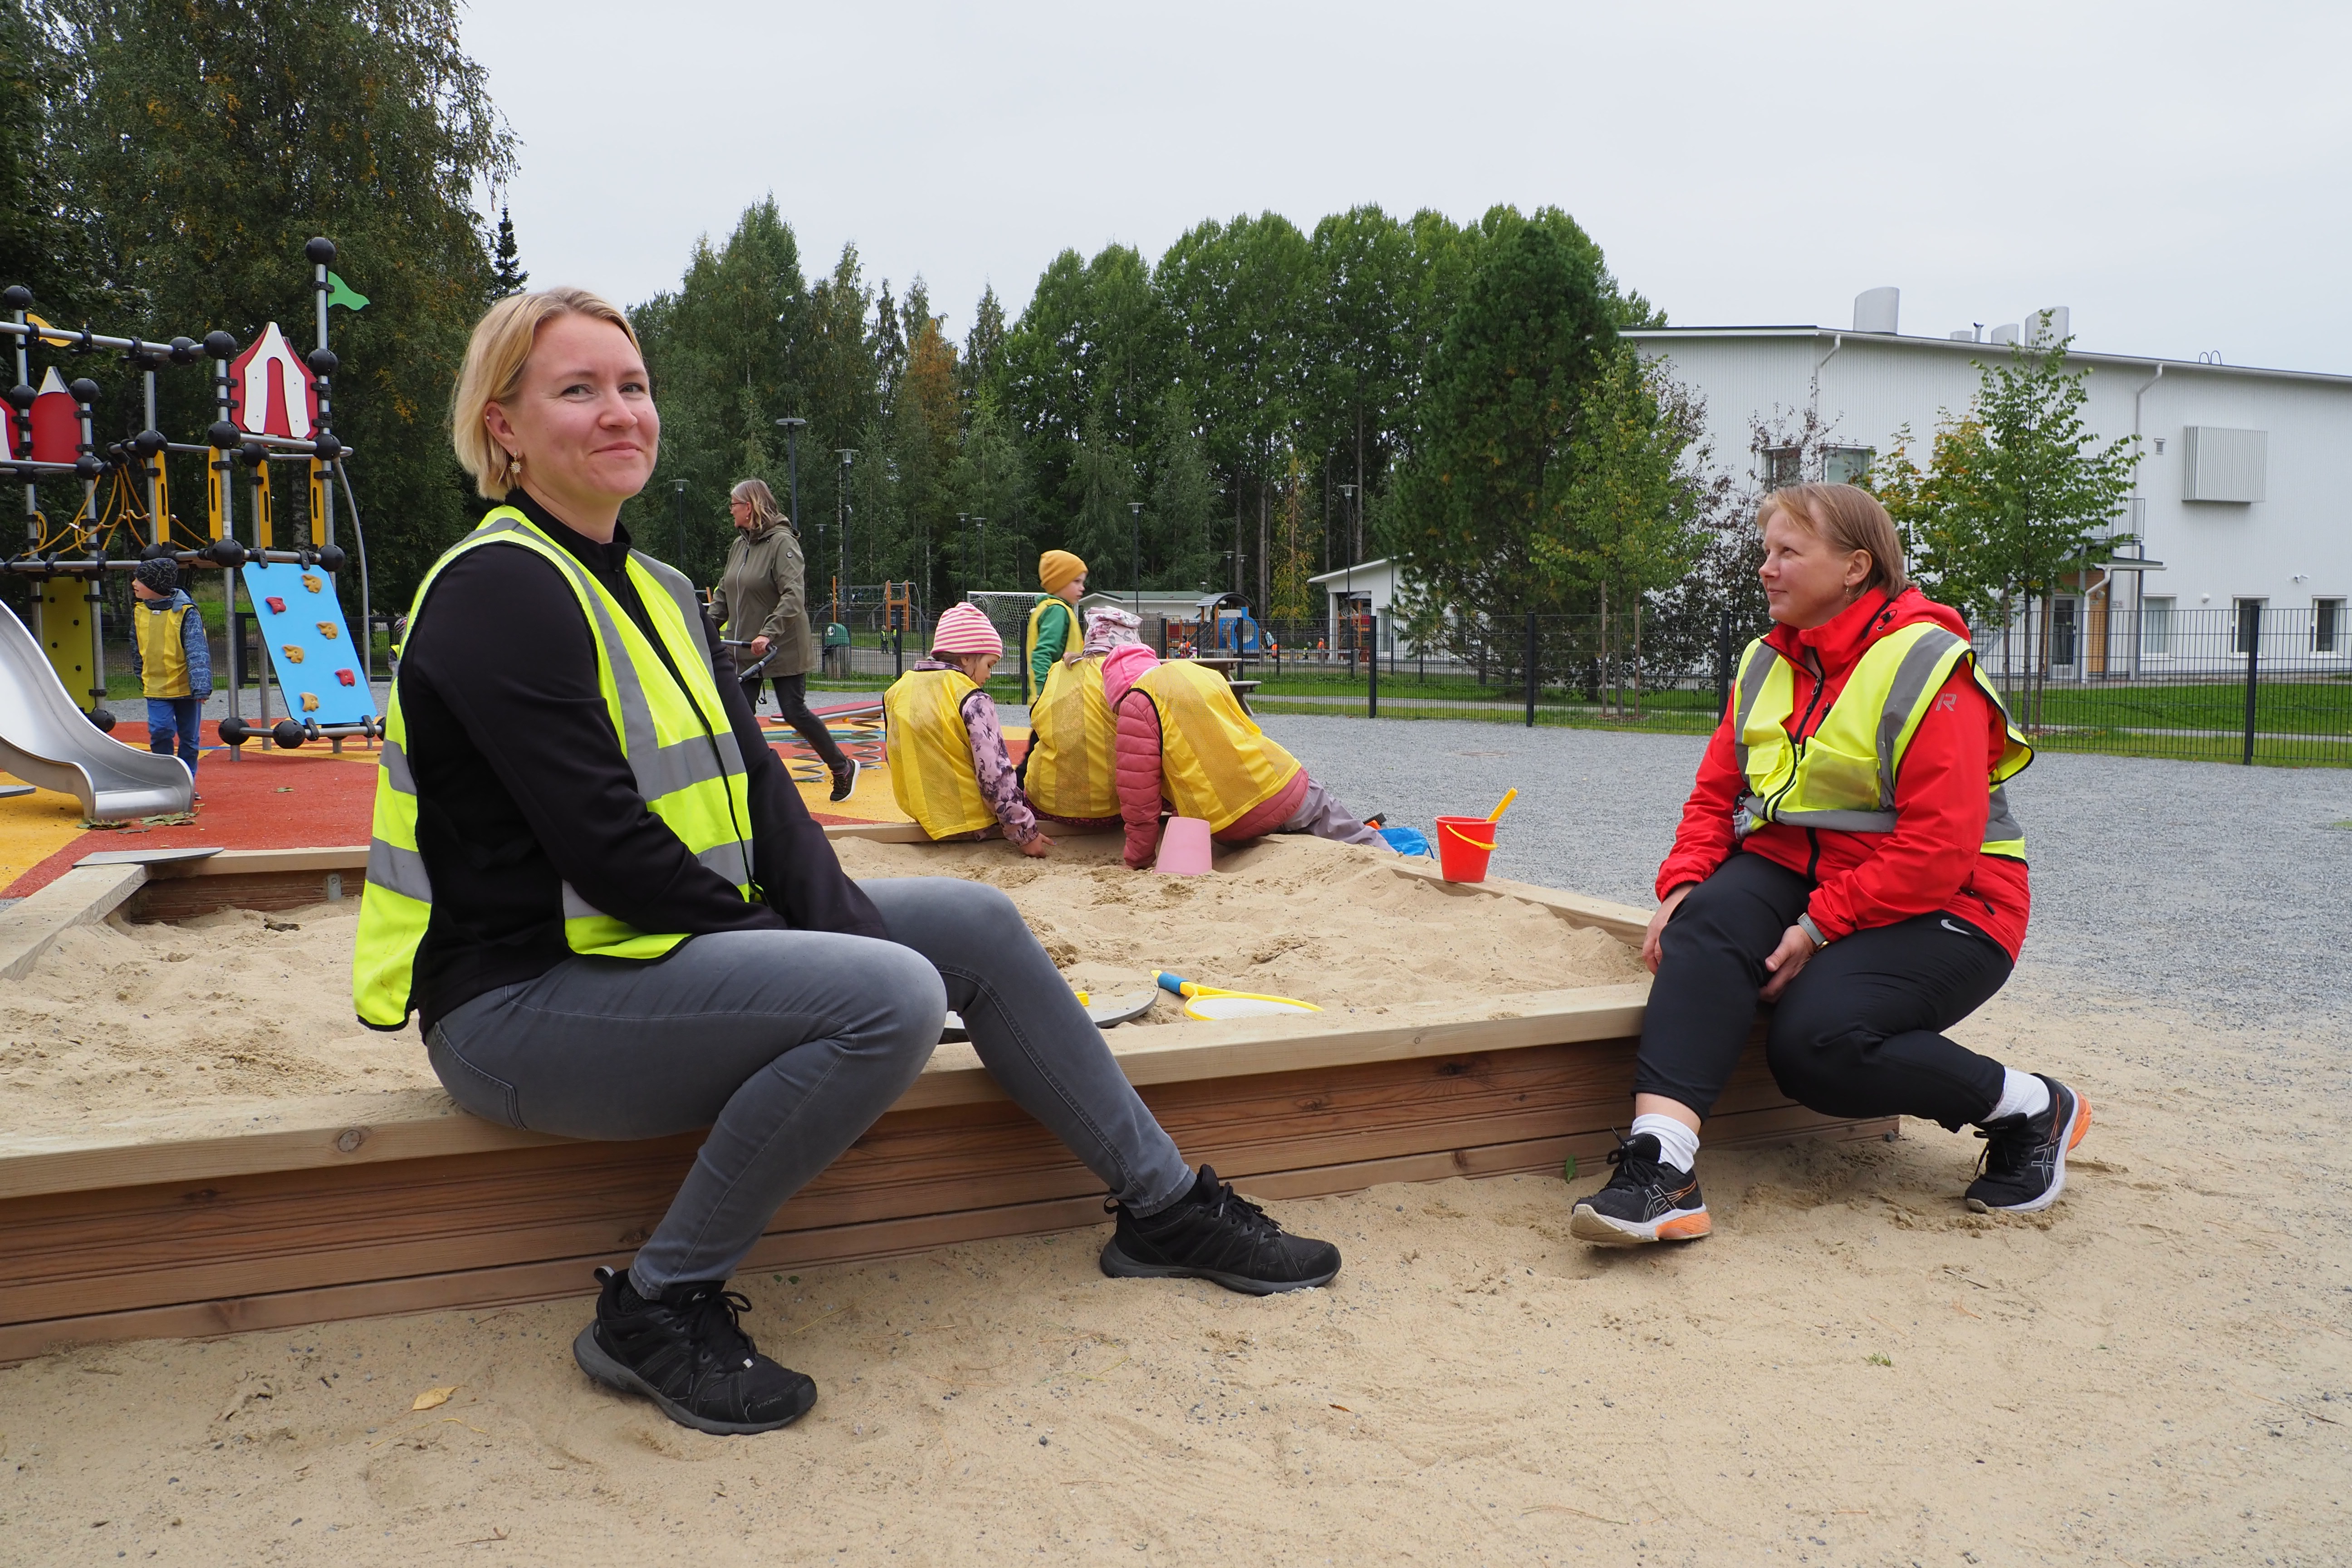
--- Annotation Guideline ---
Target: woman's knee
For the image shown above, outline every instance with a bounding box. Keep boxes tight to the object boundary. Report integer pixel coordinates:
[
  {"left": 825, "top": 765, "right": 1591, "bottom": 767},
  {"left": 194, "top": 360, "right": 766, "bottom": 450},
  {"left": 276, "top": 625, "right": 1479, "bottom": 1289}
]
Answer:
[
  {"left": 1764, "top": 991, "right": 1879, "bottom": 1106},
  {"left": 859, "top": 941, "right": 949, "bottom": 1056}
]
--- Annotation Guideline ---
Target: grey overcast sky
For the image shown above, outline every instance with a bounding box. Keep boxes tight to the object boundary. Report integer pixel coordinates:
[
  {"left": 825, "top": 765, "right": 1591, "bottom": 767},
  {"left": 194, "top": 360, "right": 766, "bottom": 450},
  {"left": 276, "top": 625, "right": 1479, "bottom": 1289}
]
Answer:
[{"left": 462, "top": 0, "right": 2352, "bottom": 373}]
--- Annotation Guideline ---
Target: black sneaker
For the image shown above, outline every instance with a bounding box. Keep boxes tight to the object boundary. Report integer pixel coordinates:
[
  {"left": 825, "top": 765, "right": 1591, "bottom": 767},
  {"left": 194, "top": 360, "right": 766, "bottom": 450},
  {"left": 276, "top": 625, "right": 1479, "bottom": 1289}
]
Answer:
[
  {"left": 829, "top": 758, "right": 860, "bottom": 803},
  {"left": 1099, "top": 1166, "right": 1341, "bottom": 1295},
  {"left": 1569, "top": 1132, "right": 1711, "bottom": 1246},
  {"left": 1965, "top": 1076, "right": 2090, "bottom": 1215},
  {"left": 571, "top": 1266, "right": 817, "bottom": 1435}
]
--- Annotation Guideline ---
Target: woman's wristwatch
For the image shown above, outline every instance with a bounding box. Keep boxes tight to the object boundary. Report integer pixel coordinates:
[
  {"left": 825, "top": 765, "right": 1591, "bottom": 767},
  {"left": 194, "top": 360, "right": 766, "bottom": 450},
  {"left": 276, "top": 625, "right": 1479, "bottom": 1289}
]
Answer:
[{"left": 1796, "top": 913, "right": 1829, "bottom": 951}]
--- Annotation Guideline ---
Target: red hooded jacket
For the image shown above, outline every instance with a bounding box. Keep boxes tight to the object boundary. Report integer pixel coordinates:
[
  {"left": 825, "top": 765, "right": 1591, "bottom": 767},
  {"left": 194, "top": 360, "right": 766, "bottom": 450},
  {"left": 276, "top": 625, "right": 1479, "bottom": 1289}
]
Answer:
[{"left": 1655, "top": 586, "right": 2031, "bottom": 959}]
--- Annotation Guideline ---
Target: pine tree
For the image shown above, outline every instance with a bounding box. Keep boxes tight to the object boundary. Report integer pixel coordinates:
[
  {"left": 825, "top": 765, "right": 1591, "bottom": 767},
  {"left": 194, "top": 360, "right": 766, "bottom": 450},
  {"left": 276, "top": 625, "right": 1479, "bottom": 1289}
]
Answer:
[{"left": 491, "top": 203, "right": 528, "bottom": 297}]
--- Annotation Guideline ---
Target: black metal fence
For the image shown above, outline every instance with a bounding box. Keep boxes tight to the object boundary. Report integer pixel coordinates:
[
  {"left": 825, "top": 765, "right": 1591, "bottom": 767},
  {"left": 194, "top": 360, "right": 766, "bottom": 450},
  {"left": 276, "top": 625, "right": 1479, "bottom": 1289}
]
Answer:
[{"left": 1236, "top": 606, "right": 2351, "bottom": 768}]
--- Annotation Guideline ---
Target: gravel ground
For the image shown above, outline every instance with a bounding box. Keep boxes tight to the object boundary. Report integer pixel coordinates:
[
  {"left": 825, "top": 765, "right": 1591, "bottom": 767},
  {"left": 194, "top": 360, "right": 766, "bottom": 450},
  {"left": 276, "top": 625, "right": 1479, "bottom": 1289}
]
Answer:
[{"left": 1261, "top": 713, "right": 2352, "bottom": 1028}]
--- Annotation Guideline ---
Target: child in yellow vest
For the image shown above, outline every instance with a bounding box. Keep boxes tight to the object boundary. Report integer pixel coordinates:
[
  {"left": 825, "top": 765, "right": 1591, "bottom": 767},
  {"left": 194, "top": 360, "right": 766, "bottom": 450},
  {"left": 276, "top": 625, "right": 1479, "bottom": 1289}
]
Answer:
[
  {"left": 129, "top": 557, "right": 212, "bottom": 795},
  {"left": 1102, "top": 644, "right": 1384, "bottom": 869},
  {"left": 884, "top": 602, "right": 1054, "bottom": 856},
  {"left": 1023, "top": 603, "right": 1134, "bottom": 831},
  {"left": 1023, "top": 549, "right": 1086, "bottom": 703}
]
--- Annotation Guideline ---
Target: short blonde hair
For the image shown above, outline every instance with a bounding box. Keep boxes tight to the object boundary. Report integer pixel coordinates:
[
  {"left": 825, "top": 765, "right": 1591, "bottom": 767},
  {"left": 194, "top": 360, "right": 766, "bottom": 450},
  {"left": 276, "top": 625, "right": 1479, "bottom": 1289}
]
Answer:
[
  {"left": 450, "top": 287, "right": 642, "bottom": 500},
  {"left": 1757, "top": 483, "right": 1909, "bottom": 597},
  {"left": 730, "top": 478, "right": 785, "bottom": 529}
]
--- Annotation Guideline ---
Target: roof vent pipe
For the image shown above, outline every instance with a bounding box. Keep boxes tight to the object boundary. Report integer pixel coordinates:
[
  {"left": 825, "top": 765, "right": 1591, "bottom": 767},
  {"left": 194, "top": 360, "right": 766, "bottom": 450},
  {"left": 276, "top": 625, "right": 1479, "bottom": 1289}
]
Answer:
[
  {"left": 2025, "top": 306, "right": 2071, "bottom": 346},
  {"left": 1989, "top": 323, "right": 2020, "bottom": 345},
  {"left": 1852, "top": 286, "right": 1900, "bottom": 334}
]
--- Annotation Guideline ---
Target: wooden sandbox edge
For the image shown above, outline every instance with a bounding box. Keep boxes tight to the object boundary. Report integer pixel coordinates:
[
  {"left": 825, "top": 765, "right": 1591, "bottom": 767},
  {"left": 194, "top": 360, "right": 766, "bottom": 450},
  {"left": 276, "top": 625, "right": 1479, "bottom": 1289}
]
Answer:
[
  {"left": 0, "top": 1111, "right": 1896, "bottom": 1365},
  {"left": 0, "top": 984, "right": 1653, "bottom": 1202}
]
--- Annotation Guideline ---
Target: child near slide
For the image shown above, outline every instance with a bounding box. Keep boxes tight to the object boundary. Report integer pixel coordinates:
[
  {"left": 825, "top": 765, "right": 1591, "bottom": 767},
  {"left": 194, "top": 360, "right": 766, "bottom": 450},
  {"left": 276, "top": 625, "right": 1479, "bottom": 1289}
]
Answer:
[
  {"left": 1102, "top": 644, "right": 1384, "bottom": 869},
  {"left": 1023, "top": 549, "right": 1087, "bottom": 703},
  {"left": 129, "top": 557, "right": 212, "bottom": 799},
  {"left": 1023, "top": 604, "right": 1137, "bottom": 832},
  {"left": 883, "top": 602, "right": 1053, "bottom": 856}
]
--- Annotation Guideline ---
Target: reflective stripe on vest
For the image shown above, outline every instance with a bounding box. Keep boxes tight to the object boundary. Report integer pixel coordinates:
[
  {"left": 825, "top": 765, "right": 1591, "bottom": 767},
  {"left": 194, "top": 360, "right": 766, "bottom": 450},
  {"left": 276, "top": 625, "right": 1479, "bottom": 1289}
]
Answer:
[
  {"left": 1731, "top": 622, "right": 2033, "bottom": 860},
  {"left": 1022, "top": 594, "right": 1068, "bottom": 704},
  {"left": 882, "top": 667, "right": 999, "bottom": 839},
  {"left": 352, "top": 509, "right": 755, "bottom": 1029},
  {"left": 1132, "top": 660, "right": 1301, "bottom": 832},
  {"left": 135, "top": 600, "right": 192, "bottom": 698},
  {"left": 1026, "top": 654, "right": 1117, "bottom": 819}
]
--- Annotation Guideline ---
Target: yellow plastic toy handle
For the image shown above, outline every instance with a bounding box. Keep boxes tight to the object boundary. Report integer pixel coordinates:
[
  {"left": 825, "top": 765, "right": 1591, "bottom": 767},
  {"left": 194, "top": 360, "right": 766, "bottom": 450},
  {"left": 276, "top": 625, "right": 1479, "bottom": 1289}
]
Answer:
[{"left": 1488, "top": 788, "right": 1519, "bottom": 823}]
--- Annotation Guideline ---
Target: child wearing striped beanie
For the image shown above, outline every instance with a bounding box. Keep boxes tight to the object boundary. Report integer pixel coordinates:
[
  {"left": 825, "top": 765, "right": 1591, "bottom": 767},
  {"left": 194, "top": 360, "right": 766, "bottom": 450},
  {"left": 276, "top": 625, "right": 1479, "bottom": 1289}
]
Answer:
[{"left": 881, "top": 602, "right": 1054, "bottom": 855}]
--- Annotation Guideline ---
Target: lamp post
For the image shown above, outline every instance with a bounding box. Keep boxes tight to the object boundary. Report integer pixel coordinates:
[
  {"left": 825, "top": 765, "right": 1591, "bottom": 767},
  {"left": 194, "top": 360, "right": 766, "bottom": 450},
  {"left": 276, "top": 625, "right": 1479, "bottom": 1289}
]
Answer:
[
  {"left": 774, "top": 416, "right": 805, "bottom": 530},
  {"left": 972, "top": 516, "right": 988, "bottom": 588},
  {"left": 834, "top": 449, "right": 855, "bottom": 630},
  {"left": 1128, "top": 500, "right": 1143, "bottom": 616},
  {"left": 1337, "top": 483, "right": 1358, "bottom": 667},
  {"left": 956, "top": 513, "right": 968, "bottom": 596},
  {"left": 671, "top": 479, "right": 688, "bottom": 573}
]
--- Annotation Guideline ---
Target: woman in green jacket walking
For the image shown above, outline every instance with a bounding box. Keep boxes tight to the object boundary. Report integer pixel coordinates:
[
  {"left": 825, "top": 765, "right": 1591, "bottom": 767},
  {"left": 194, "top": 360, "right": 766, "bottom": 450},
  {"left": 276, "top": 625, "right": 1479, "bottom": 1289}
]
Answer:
[{"left": 711, "top": 478, "right": 856, "bottom": 801}]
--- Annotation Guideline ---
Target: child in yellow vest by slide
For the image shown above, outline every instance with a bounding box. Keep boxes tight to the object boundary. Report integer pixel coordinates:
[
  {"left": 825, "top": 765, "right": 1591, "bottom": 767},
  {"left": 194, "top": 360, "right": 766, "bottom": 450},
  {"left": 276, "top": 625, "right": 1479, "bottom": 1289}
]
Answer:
[
  {"left": 129, "top": 557, "right": 213, "bottom": 797},
  {"left": 1024, "top": 549, "right": 1086, "bottom": 703},
  {"left": 884, "top": 602, "right": 1054, "bottom": 857}
]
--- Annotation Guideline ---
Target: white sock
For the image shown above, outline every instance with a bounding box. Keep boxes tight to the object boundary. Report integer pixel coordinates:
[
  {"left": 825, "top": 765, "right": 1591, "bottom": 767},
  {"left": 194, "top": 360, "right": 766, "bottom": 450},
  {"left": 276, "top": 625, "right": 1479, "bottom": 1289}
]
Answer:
[
  {"left": 1631, "top": 1112, "right": 1700, "bottom": 1173},
  {"left": 1985, "top": 1068, "right": 2051, "bottom": 1125}
]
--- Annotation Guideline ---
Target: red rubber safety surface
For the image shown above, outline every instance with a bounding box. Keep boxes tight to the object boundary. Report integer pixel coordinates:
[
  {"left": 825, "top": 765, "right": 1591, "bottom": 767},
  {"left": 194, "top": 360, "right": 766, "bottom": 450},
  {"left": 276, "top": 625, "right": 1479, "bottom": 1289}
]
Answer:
[{"left": 2, "top": 720, "right": 378, "bottom": 897}]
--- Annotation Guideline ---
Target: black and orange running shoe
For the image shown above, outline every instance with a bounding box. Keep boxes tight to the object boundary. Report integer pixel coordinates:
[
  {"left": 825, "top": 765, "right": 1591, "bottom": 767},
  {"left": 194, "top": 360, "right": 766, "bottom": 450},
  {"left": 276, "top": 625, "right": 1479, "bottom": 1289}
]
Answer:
[
  {"left": 1965, "top": 1075, "right": 2091, "bottom": 1214},
  {"left": 1570, "top": 1132, "right": 1711, "bottom": 1246}
]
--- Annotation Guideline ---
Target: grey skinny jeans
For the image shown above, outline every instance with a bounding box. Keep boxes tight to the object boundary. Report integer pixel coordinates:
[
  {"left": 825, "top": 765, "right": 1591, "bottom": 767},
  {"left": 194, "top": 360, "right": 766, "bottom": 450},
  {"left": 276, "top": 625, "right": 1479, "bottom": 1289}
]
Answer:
[{"left": 425, "top": 877, "right": 1195, "bottom": 1293}]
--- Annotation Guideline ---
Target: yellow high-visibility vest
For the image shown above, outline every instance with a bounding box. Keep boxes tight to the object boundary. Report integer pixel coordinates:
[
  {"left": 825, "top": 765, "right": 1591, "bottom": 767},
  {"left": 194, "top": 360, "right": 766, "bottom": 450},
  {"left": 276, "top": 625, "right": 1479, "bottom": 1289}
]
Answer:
[
  {"left": 1026, "top": 654, "right": 1117, "bottom": 819},
  {"left": 883, "top": 667, "right": 999, "bottom": 839},
  {"left": 1023, "top": 594, "right": 1073, "bottom": 703},
  {"left": 1732, "top": 622, "right": 2033, "bottom": 860},
  {"left": 134, "top": 599, "right": 193, "bottom": 698},
  {"left": 1131, "top": 661, "right": 1301, "bottom": 832},
  {"left": 352, "top": 508, "right": 755, "bottom": 1029}
]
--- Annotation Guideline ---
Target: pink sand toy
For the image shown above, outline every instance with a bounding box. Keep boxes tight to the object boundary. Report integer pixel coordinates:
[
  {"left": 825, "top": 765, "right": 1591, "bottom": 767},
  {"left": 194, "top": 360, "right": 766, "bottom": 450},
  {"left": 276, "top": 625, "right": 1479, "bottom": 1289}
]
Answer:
[{"left": 1153, "top": 815, "right": 1214, "bottom": 875}]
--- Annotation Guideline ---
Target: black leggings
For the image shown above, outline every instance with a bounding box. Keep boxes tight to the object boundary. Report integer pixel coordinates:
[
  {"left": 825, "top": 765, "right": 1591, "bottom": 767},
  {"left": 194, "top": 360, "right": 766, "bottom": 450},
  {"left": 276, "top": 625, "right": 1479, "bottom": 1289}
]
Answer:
[
  {"left": 1636, "top": 851, "right": 2012, "bottom": 1131},
  {"left": 742, "top": 671, "right": 849, "bottom": 774}
]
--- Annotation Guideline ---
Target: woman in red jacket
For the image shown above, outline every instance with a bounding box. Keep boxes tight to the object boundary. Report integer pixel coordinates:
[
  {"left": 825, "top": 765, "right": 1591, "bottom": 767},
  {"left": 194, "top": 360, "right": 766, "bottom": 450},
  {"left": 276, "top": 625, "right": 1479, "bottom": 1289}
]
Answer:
[{"left": 1572, "top": 484, "right": 2091, "bottom": 1248}]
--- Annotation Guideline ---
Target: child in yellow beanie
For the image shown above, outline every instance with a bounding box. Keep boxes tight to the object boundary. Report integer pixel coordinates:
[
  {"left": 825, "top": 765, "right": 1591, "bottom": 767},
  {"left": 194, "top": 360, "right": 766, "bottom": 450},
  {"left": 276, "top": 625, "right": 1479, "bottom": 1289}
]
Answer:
[
  {"left": 884, "top": 601, "right": 1054, "bottom": 856},
  {"left": 1024, "top": 550, "right": 1087, "bottom": 704}
]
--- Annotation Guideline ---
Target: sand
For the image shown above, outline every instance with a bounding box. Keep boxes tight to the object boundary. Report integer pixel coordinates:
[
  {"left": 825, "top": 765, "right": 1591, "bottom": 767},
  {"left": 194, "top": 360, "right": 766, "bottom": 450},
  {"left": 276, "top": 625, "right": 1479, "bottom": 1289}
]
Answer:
[
  {"left": 827, "top": 831, "right": 1644, "bottom": 1027},
  {"left": 0, "top": 835, "right": 1640, "bottom": 1135},
  {"left": 3, "top": 977, "right": 2347, "bottom": 1563}
]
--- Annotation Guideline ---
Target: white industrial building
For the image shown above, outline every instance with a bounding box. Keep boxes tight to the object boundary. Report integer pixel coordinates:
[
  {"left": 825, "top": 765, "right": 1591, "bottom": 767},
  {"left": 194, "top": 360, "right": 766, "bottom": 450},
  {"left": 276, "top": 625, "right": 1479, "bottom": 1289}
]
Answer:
[{"left": 1627, "top": 293, "right": 2352, "bottom": 676}]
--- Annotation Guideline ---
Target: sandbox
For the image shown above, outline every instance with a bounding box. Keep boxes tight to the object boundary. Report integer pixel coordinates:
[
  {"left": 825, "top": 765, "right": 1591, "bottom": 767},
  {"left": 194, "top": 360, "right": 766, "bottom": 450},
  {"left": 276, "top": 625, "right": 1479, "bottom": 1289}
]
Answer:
[{"left": 0, "top": 835, "right": 1891, "bottom": 1362}]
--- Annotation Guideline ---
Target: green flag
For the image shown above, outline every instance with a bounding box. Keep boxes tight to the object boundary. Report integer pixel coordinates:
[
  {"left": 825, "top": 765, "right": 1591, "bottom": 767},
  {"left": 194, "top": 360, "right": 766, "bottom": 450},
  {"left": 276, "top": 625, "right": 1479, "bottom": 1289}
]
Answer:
[{"left": 326, "top": 270, "right": 369, "bottom": 312}]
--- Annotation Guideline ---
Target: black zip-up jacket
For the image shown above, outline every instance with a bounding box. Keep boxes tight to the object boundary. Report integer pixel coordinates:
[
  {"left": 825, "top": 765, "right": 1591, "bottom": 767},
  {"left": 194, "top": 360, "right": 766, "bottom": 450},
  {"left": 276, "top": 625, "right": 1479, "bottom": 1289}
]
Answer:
[{"left": 392, "top": 491, "right": 885, "bottom": 1034}]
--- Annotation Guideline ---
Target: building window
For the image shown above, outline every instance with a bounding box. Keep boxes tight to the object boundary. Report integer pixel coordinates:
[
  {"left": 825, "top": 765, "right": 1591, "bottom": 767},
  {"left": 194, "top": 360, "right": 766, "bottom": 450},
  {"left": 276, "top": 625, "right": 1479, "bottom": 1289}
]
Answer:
[
  {"left": 2141, "top": 596, "right": 2174, "bottom": 656},
  {"left": 1760, "top": 447, "right": 1803, "bottom": 490},
  {"left": 2318, "top": 598, "right": 2345, "bottom": 654},
  {"left": 1822, "top": 446, "right": 1876, "bottom": 485},
  {"left": 2234, "top": 597, "right": 2268, "bottom": 655}
]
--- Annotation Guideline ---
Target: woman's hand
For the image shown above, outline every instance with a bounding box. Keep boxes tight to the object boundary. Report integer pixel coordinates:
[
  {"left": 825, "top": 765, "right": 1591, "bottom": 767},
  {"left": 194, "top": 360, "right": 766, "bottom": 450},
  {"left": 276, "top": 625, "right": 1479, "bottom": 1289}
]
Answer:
[
  {"left": 1641, "top": 884, "right": 1695, "bottom": 975},
  {"left": 749, "top": 635, "right": 771, "bottom": 658},
  {"left": 1759, "top": 924, "right": 1817, "bottom": 1002},
  {"left": 1018, "top": 831, "right": 1056, "bottom": 858}
]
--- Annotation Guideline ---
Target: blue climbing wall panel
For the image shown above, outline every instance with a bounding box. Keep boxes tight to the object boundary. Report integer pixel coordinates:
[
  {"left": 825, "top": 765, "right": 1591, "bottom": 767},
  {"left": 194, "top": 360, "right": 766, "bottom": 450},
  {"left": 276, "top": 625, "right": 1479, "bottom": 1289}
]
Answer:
[{"left": 240, "top": 562, "right": 375, "bottom": 726}]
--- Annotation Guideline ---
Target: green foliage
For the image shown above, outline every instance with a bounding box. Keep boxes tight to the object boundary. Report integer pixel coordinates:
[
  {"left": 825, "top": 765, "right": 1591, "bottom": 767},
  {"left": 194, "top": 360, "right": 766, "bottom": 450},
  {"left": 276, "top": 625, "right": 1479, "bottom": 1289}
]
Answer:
[
  {"left": 490, "top": 205, "right": 527, "bottom": 297},
  {"left": 1870, "top": 340, "right": 2139, "bottom": 722},
  {"left": 41, "top": 0, "right": 513, "bottom": 607},
  {"left": 1382, "top": 207, "right": 1620, "bottom": 621},
  {"left": 0, "top": 0, "right": 110, "bottom": 323}
]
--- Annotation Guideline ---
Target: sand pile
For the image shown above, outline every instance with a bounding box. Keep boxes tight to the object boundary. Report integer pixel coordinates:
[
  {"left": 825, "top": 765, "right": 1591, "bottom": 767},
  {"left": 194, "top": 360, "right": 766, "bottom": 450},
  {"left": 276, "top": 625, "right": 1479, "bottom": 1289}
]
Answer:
[
  {"left": 828, "top": 831, "right": 1643, "bottom": 1025},
  {"left": 1, "top": 835, "right": 1639, "bottom": 1133},
  {"left": 0, "top": 901, "right": 417, "bottom": 1137}
]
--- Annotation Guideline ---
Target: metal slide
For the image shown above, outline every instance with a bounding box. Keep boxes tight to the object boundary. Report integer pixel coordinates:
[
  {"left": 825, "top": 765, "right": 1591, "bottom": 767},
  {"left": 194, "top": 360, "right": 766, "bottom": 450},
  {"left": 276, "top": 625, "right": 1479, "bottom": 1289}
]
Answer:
[{"left": 0, "top": 600, "right": 192, "bottom": 820}]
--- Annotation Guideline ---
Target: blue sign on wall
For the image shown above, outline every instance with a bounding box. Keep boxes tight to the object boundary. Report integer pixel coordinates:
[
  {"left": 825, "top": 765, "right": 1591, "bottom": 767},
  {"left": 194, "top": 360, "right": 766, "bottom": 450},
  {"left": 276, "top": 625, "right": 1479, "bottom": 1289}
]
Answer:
[{"left": 240, "top": 562, "right": 376, "bottom": 726}]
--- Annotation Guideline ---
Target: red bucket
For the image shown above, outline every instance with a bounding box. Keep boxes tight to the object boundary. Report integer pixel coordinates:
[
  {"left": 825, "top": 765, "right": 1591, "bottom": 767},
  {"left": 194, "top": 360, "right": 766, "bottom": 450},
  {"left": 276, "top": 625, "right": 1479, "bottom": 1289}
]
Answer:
[{"left": 1435, "top": 815, "right": 1498, "bottom": 882}]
